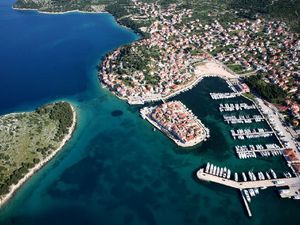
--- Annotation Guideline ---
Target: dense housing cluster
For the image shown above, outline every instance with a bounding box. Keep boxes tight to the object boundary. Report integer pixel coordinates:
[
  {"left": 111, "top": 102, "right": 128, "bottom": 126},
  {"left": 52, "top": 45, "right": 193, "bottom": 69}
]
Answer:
[
  {"left": 141, "top": 101, "right": 209, "bottom": 147},
  {"left": 101, "top": 1, "right": 300, "bottom": 118},
  {"left": 101, "top": 2, "right": 208, "bottom": 104},
  {"left": 193, "top": 19, "right": 300, "bottom": 116}
]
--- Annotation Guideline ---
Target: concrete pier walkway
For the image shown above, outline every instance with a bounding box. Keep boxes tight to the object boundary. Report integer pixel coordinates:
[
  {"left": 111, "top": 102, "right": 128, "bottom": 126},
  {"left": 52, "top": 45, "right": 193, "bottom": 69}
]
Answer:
[{"left": 197, "top": 169, "right": 300, "bottom": 189}]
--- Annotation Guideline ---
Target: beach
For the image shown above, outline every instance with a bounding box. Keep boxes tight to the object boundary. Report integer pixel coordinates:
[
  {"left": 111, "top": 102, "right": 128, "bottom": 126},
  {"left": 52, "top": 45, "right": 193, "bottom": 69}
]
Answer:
[{"left": 0, "top": 104, "right": 77, "bottom": 208}]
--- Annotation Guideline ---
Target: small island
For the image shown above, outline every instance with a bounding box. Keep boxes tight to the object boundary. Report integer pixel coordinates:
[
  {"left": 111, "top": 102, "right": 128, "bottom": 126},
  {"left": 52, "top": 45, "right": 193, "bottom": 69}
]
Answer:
[
  {"left": 141, "top": 101, "right": 209, "bottom": 147},
  {"left": 0, "top": 102, "right": 76, "bottom": 207}
]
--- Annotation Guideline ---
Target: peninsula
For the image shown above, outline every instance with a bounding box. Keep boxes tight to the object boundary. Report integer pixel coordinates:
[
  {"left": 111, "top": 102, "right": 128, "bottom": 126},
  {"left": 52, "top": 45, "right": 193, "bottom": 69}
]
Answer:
[
  {"left": 141, "top": 101, "right": 209, "bottom": 147},
  {"left": 0, "top": 102, "right": 76, "bottom": 207}
]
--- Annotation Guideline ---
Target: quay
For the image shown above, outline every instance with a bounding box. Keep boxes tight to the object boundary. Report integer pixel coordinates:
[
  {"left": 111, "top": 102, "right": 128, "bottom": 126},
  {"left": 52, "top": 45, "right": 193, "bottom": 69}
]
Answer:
[
  {"left": 196, "top": 168, "right": 300, "bottom": 190},
  {"left": 197, "top": 168, "right": 300, "bottom": 216}
]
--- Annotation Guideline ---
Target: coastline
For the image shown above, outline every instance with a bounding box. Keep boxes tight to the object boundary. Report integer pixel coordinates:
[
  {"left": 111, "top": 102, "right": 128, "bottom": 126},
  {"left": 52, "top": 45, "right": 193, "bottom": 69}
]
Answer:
[
  {"left": 103, "top": 61, "right": 240, "bottom": 105},
  {"left": 0, "top": 103, "right": 77, "bottom": 208},
  {"left": 12, "top": 6, "right": 106, "bottom": 15}
]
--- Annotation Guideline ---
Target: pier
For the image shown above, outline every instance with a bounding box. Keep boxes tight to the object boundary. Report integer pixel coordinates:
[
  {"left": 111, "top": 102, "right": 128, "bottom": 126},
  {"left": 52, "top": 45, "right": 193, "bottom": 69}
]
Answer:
[
  {"left": 210, "top": 92, "right": 240, "bottom": 100},
  {"left": 219, "top": 103, "right": 256, "bottom": 112},
  {"left": 240, "top": 190, "right": 252, "bottom": 217},
  {"left": 197, "top": 168, "right": 300, "bottom": 189},
  {"left": 231, "top": 128, "right": 274, "bottom": 139},
  {"left": 235, "top": 144, "right": 284, "bottom": 159},
  {"left": 197, "top": 168, "right": 300, "bottom": 216},
  {"left": 223, "top": 115, "right": 264, "bottom": 124}
]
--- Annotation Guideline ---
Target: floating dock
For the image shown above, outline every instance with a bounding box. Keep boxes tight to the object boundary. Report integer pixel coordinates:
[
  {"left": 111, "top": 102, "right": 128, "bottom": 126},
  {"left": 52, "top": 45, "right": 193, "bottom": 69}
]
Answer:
[
  {"left": 235, "top": 144, "right": 284, "bottom": 159},
  {"left": 219, "top": 103, "right": 256, "bottom": 112},
  {"left": 210, "top": 92, "right": 240, "bottom": 100},
  {"left": 223, "top": 115, "right": 264, "bottom": 124},
  {"left": 231, "top": 128, "right": 274, "bottom": 139}
]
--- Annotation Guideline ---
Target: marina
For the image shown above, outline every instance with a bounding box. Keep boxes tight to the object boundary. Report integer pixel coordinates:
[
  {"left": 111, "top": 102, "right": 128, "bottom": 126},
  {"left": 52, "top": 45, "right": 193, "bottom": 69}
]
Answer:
[
  {"left": 219, "top": 103, "right": 256, "bottom": 112},
  {"left": 223, "top": 115, "right": 264, "bottom": 124},
  {"left": 210, "top": 92, "right": 240, "bottom": 100},
  {"left": 235, "top": 144, "right": 283, "bottom": 159},
  {"left": 230, "top": 128, "right": 274, "bottom": 140},
  {"left": 198, "top": 164, "right": 300, "bottom": 217}
]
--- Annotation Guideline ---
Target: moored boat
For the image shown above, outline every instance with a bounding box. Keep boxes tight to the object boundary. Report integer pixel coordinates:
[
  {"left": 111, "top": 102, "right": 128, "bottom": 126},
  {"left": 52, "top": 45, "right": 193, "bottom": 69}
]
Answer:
[
  {"left": 242, "top": 172, "right": 247, "bottom": 181},
  {"left": 234, "top": 172, "right": 238, "bottom": 182},
  {"left": 205, "top": 163, "right": 210, "bottom": 173}
]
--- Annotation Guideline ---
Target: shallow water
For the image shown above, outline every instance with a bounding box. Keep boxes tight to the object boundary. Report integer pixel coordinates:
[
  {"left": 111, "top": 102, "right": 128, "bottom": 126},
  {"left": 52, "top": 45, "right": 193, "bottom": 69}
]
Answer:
[{"left": 0, "top": 1, "right": 299, "bottom": 225}]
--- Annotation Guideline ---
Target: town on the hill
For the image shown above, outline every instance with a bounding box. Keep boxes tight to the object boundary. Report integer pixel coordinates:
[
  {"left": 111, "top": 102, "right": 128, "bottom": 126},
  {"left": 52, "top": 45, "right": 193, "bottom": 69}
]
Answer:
[{"left": 100, "top": 1, "right": 300, "bottom": 120}]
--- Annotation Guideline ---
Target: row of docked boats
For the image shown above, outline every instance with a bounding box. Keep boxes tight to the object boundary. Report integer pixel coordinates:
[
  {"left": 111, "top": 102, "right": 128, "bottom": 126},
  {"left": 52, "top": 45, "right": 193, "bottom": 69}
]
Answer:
[
  {"left": 204, "top": 163, "right": 280, "bottom": 182},
  {"left": 210, "top": 92, "right": 239, "bottom": 100},
  {"left": 223, "top": 114, "right": 264, "bottom": 124},
  {"left": 205, "top": 163, "right": 231, "bottom": 179},
  {"left": 242, "top": 188, "right": 260, "bottom": 203},
  {"left": 235, "top": 144, "right": 283, "bottom": 159},
  {"left": 231, "top": 128, "right": 273, "bottom": 140},
  {"left": 239, "top": 169, "right": 278, "bottom": 182},
  {"left": 219, "top": 103, "right": 256, "bottom": 112}
]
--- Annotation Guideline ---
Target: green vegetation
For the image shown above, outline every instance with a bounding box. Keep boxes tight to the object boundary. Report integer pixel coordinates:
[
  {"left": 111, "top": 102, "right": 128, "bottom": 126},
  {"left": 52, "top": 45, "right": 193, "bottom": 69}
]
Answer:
[
  {"left": 14, "top": 0, "right": 300, "bottom": 33},
  {"left": 242, "top": 92, "right": 256, "bottom": 101},
  {"left": 115, "top": 44, "right": 161, "bottom": 85},
  {"left": 227, "top": 64, "right": 244, "bottom": 74},
  {"left": 0, "top": 102, "right": 74, "bottom": 198},
  {"left": 245, "top": 75, "right": 287, "bottom": 104},
  {"left": 229, "top": 0, "right": 300, "bottom": 32}
]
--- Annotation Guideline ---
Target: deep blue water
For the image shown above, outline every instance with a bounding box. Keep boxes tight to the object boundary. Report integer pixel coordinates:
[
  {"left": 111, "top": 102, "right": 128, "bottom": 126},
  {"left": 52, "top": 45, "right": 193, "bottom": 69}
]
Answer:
[
  {"left": 0, "top": 0, "right": 137, "bottom": 114},
  {"left": 0, "top": 1, "right": 300, "bottom": 225}
]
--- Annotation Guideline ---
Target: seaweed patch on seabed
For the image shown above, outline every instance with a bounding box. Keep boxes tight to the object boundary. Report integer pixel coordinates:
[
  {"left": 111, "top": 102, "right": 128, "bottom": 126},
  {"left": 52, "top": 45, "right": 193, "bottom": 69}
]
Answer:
[{"left": 111, "top": 110, "right": 123, "bottom": 117}]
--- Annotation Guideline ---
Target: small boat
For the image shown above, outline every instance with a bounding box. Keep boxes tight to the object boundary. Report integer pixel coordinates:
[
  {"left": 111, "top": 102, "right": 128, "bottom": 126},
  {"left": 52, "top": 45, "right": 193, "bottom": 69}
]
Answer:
[
  {"left": 227, "top": 169, "right": 231, "bottom": 179},
  {"left": 216, "top": 167, "right": 220, "bottom": 176},
  {"left": 248, "top": 171, "right": 253, "bottom": 181},
  {"left": 242, "top": 172, "right": 247, "bottom": 182},
  {"left": 243, "top": 190, "right": 251, "bottom": 203},
  {"left": 249, "top": 189, "right": 255, "bottom": 197},
  {"left": 205, "top": 163, "right": 210, "bottom": 173},
  {"left": 265, "top": 172, "right": 271, "bottom": 180},
  {"left": 223, "top": 167, "right": 227, "bottom": 178},
  {"left": 293, "top": 195, "right": 300, "bottom": 200},
  {"left": 260, "top": 172, "right": 265, "bottom": 180},
  {"left": 254, "top": 188, "right": 259, "bottom": 195},
  {"left": 213, "top": 166, "right": 217, "bottom": 176},
  {"left": 234, "top": 173, "right": 238, "bottom": 182},
  {"left": 219, "top": 168, "right": 224, "bottom": 177},
  {"left": 209, "top": 164, "right": 214, "bottom": 174},
  {"left": 270, "top": 169, "right": 277, "bottom": 179}
]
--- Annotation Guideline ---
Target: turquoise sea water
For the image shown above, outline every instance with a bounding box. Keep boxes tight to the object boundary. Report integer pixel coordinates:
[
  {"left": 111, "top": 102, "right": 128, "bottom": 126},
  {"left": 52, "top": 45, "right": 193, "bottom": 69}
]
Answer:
[{"left": 0, "top": 1, "right": 299, "bottom": 224}]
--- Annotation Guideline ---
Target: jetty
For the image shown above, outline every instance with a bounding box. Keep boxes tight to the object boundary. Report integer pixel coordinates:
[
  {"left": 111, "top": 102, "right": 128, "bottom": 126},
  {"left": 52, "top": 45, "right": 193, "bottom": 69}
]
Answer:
[
  {"left": 197, "top": 168, "right": 300, "bottom": 217},
  {"left": 231, "top": 128, "right": 274, "bottom": 140},
  {"left": 210, "top": 92, "right": 240, "bottom": 100},
  {"left": 223, "top": 115, "right": 264, "bottom": 124},
  {"left": 219, "top": 103, "right": 256, "bottom": 112},
  {"left": 235, "top": 144, "right": 283, "bottom": 159}
]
